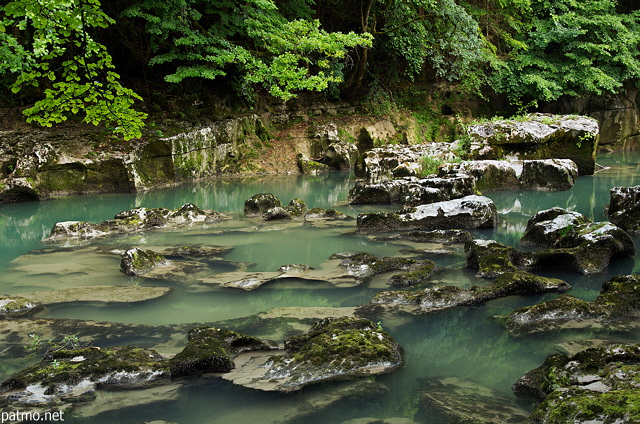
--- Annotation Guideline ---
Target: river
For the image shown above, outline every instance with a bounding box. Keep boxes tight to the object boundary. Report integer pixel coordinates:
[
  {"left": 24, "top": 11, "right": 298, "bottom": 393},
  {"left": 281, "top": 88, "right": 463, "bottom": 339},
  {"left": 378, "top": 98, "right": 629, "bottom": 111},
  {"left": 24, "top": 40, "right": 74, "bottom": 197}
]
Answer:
[{"left": 0, "top": 151, "right": 638, "bottom": 423}]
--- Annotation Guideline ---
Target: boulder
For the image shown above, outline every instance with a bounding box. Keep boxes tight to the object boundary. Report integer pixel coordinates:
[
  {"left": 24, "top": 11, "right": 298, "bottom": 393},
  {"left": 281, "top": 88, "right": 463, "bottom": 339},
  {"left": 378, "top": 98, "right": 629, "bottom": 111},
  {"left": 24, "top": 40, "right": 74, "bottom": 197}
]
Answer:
[
  {"left": 607, "top": 185, "right": 640, "bottom": 234},
  {"left": 0, "top": 296, "right": 41, "bottom": 317},
  {"left": 169, "top": 326, "right": 272, "bottom": 376},
  {"left": 465, "top": 239, "right": 532, "bottom": 279},
  {"left": 354, "top": 144, "right": 458, "bottom": 182},
  {"left": 222, "top": 317, "right": 404, "bottom": 392},
  {"left": 243, "top": 193, "right": 282, "bottom": 216},
  {"left": 466, "top": 113, "right": 598, "bottom": 175},
  {"left": 438, "top": 159, "right": 578, "bottom": 191},
  {"left": 285, "top": 198, "right": 308, "bottom": 217},
  {"left": 514, "top": 344, "right": 640, "bottom": 423},
  {"left": 120, "top": 248, "right": 167, "bottom": 276},
  {"left": 386, "top": 260, "right": 437, "bottom": 287},
  {"left": 356, "top": 195, "right": 498, "bottom": 233},
  {"left": 519, "top": 159, "right": 578, "bottom": 191},
  {"left": 263, "top": 206, "right": 292, "bottom": 221},
  {"left": 504, "top": 274, "right": 640, "bottom": 335},
  {"left": 520, "top": 207, "right": 635, "bottom": 274},
  {"left": 348, "top": 174, "right": 476, "bottom": 206}
]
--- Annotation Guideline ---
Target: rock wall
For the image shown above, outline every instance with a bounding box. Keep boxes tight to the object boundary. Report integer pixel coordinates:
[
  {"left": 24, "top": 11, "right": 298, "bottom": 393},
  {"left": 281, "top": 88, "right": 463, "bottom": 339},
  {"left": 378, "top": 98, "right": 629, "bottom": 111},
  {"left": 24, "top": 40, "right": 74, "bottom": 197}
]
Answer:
[{"left": 541, "top": 88, "right": 640, "bottom": 151}]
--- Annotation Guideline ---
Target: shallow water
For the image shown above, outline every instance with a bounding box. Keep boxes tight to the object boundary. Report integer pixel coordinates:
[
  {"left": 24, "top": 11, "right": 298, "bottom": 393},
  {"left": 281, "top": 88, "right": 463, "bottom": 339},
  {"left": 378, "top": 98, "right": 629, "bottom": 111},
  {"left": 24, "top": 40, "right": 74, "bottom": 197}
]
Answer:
[{"left": 0, "top": 152, "right": 639, "bottom": 423}]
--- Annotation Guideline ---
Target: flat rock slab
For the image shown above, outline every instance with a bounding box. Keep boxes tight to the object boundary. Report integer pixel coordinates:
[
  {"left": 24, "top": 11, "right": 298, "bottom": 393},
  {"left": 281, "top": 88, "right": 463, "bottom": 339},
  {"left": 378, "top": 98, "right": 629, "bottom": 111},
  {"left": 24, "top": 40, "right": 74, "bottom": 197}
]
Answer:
[
  {"left": 420, "top": 377, "right": 529, "bottom": 423},
  {"left": 27, "top": 286, "right": 173, "bottom": 305}
]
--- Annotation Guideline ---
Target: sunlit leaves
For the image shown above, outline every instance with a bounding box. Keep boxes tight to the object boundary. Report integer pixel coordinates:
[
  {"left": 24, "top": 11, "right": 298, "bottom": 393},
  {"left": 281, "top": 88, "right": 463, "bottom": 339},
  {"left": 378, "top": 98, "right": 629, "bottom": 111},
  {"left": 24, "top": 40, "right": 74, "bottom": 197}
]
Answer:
[
  {"left": 124, "top": 0, "right": 372, "bottom": 100},
  {"left": 1, "top": 0, "right": 146, "bottom": 139}
]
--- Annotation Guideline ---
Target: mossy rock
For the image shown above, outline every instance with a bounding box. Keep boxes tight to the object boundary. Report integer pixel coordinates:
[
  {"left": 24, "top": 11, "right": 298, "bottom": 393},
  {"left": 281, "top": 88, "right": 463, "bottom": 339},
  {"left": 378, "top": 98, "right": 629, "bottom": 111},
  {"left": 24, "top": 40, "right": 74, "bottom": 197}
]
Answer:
[
  {"left": 386, "top": 260, "right": 437, "bottom": 287},
  {"left": 0, "top": 296, "right": 41, "bottom": 317},
  {"left": 120, "top": 248, "right": 166, "bottom": 276},
  {"left": 516, "top": 344, "right": 640, "bottom": 423},
  {"left": 169, "top": 326, "right": 272, "bottom": 377},
  {"left": 0, "top": 346, "right": 168, "bottom": 394},
  {"left": 244, "top": 193, "right": 282, "bottom": 216},
  {"left": 285, "top": 198, "right": 308, "bottom": 217}
]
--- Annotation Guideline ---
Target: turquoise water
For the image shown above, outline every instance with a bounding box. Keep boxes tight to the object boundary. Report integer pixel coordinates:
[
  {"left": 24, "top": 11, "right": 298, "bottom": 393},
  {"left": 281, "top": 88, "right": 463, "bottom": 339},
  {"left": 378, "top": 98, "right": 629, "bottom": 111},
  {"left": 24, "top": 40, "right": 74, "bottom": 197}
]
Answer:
[{"left": 0, "top": 152, "right": 639, "bottom": 423}]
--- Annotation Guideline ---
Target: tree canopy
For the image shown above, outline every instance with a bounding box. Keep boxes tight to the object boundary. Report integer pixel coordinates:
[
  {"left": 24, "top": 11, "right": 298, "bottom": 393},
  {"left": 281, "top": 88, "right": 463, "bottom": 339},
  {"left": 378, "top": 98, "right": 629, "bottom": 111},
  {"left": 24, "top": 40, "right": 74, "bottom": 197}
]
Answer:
[{"left": 1, "top": 0, "right": 640, "bottom": 138}]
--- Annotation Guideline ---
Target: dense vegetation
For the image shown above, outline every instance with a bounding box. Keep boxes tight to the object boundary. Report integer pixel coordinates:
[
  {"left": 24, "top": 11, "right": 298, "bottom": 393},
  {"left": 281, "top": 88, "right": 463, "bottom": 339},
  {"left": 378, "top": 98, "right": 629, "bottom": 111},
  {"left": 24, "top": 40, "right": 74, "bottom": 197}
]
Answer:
[{"left": 1, "top": 0, "right": 639, "bottom": 138}]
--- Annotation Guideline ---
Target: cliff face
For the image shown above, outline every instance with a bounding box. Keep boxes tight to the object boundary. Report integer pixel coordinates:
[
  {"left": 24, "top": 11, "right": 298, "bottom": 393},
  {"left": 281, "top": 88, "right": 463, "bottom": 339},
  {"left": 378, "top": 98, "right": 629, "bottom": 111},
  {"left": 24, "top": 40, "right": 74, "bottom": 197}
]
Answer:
[
  {"left": 541, "top": 88, "right": 640, "bottom": 151},
  {"left": 0, "top": 88, "right": 637, "bottom": 204}
]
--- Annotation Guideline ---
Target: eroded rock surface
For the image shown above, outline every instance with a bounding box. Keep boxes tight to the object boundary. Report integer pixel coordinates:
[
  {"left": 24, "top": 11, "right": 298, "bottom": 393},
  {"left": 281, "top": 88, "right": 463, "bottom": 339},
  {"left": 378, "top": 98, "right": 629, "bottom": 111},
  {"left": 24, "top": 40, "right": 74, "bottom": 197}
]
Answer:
[
  {"left": 504, "top": 274, "right": 640, "bottom": 335},
  {"left": 357, "top": 195, "right": 498, "bottom": 233},
  {"left": 369, "top": 271, "right": 569, "bottom": 315},
  {"left": 439, "top": 159, "right": 578, "bottom": 191},
  {"left": 222, "top": 317, "right": 404, "bottom": 392},
  {"left": 44, "top": 203, "right": 227, "bottom": 243},
  {"left": 466, "top": 113, "right": 598, "bottom": 175},
  {"left": 348, "top": 174, "right": 476, "bottom": 206},
  {"left": 513, "top": 344, "right": 640, "bottom": 423},
  {"left": 607, "top": 185, "right": 640, "bottom": 234}
]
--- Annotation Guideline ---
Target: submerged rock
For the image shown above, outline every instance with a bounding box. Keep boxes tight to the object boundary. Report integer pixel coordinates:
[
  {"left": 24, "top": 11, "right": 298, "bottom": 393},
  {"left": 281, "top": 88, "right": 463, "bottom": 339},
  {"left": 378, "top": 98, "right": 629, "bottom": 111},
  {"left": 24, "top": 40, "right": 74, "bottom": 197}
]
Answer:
[
  {"left": 514, "top": 344, "right": 640, "bottom": 423},
  {"left": 466, "top": 113, "right": 598, "bottom": 175},
  {"left": 357, "top": 195, "right": 498, "bottom": 233},
  {"left": 199, "top": 252, "right": 434, "bottom": 291},
  {"left": 420, "top": 377, "right": 529, "bottom": 423},
  {"left": 607, "top": 185, "right": 640, "bottom": 234},
  {"left": 0, "top": 296, "right": 41, "bottom": 317},
  {"left": 44, "top": 203, "right": 228, "bottom": 243},
  {"left": 27, "top": 286, "right": 173, "bottom": 305},
  {"left": 223, "top": 317, "right": 404, "bottom": 392},
  {"left": 370, "top": 271, "right": 569, "bottom": 315},
  {"left": 304, "top": 207, "right": 351, "bottom": 221},
  {"left": 169, "top": 326, "right": 273, "bottom": 376},
  {"left": 348, "top": 174, "right": 476, "bottom": 206},
  {"left": 504, "top": 274, "right": 640, "bottom": 335}
]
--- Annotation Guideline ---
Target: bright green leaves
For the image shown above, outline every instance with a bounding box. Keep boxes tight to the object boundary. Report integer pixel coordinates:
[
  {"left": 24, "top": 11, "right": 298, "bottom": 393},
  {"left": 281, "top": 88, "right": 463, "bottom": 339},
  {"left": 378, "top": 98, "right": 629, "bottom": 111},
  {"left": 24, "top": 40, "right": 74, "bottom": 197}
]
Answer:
[
  {"left": 124, "top": 0, "right": 371, "bottom": 101},
  {"left": 1, "top": 0, "right": 146, "bottom": 140},
  {"left": 496, "top": 0, "right": 640, "bottom": 102}
]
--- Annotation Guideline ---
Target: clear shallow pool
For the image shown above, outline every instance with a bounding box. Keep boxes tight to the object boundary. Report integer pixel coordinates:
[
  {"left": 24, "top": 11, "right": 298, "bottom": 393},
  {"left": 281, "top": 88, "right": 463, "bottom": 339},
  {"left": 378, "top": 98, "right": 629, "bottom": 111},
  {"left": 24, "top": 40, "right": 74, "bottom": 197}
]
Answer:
[{"left": 0, "top": 152, "right": 638, "bottom": 423}]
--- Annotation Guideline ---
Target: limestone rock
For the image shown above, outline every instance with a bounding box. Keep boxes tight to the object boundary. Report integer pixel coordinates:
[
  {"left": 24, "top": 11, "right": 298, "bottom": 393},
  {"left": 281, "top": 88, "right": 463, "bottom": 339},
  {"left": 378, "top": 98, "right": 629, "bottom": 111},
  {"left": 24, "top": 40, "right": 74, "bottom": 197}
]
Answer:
[
  {"left": 504, "top": 274, "right": 640, "bottom": 335},
  {"left": 354, "top": 144, "right": 458, "bottom": 182},
  {"left": 420, "top": 377, "right": 529, "bottom": 423},
  {"left": 27, "top": 286, "right": 173, "bottom": 305},
  {"left": 0, "top": 346, "right": 170, "bottom": 406},
  {"left": 466, "top": 113, "right": 598, "bottom": 175},
  {"left": 370, "top": 271, "right": 569, "bottom": 314},
  {"left": 607, "top": 185, "right": 640, "bottom": 234},
  {"left": 120, "top": 248, "right": 167, "bottom": 276},
  {"left": 263, "top": 206, "right": 292, "bottom": 221},
  {"left": 243, "top": 193, "right": 283, "bottom": 216},
  {"left": 222, "top": 317, "right": 403, "bottom": 392},
  {"left": 348, "top": 174, "right": 476, "bottom": 206},
  {"left": 0, "top": 296, "right": 41, "bottom": 317},
  {"left": 356, "top": 195, "right": 498, "bottom": 233},
  {"left": 439, "top": 159, "right": 578, "bottom": 191},
  {"left": 44, "top": 203, "right": 228, "bottom": 243},
  {"left": 514, "top": 344, "right": 640, "bottom": 423},
  {"left": 169, "top": 326, "right": 272, "bottom": 376}
]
